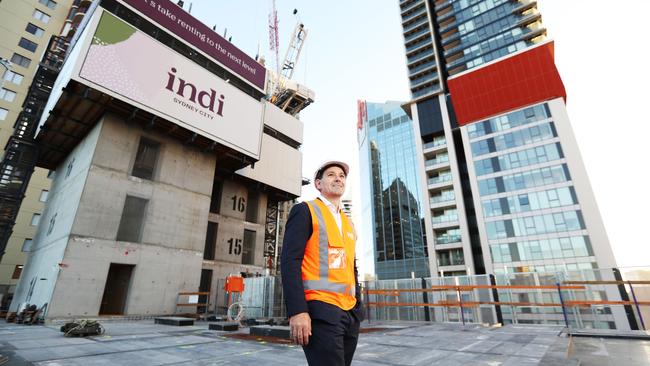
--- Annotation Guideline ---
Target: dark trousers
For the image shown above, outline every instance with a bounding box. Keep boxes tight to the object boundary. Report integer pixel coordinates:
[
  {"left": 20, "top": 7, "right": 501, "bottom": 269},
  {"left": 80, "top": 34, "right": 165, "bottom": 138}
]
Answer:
[{"left": 303, "top": 304, "right": 360, "bottom": 366}]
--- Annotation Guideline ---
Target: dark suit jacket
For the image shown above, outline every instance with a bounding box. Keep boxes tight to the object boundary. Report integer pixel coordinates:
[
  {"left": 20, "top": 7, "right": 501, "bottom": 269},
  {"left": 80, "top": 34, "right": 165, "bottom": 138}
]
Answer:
[{"left": 280, "top": 200, "right": 365, "bottom": 324}]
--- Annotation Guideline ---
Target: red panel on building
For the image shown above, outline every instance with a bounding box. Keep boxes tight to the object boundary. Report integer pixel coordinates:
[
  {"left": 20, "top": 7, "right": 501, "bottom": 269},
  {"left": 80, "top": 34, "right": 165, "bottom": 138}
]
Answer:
[{"left": 448, "top": 41, "right": 566, "bottom": 126}]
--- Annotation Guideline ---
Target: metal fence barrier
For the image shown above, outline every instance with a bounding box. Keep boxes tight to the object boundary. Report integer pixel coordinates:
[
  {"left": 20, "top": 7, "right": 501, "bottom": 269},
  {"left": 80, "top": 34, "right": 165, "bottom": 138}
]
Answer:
[{"left": 212, "top": 267, "right": 649, "bottom": 331}]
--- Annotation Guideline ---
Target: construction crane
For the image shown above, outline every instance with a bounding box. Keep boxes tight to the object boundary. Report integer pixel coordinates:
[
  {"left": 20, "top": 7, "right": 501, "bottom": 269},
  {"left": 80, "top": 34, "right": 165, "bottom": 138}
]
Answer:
[
  {"left": 267, "top": 7, "right": 314, "bottom": 117},
  {"left": 280, "top": 16, "right": 307, "bottom": 82},
  {"left": 268, "top": 0, "right": 280, "bottom": 77}
]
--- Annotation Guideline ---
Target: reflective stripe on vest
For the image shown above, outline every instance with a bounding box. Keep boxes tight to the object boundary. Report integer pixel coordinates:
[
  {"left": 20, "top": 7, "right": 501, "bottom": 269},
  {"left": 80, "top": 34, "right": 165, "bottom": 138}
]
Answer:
[{"left": 303, "top": 200, "right": 355, "bottom": 297}]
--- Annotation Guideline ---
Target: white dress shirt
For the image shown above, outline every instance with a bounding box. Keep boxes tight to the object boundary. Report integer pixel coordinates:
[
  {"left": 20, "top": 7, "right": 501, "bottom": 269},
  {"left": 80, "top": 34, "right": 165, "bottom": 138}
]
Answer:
[{"left": 318, "top": 195, "right": 342, "bottom": 235}]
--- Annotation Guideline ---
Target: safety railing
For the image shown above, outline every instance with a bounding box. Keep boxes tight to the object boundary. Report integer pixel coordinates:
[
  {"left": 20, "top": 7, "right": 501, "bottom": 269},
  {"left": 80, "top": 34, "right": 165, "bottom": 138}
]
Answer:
[
  {"left": 209, "top": 267, "right": 650, "bottom": 332},
  {"left": 363, "top": 280, "right": 650, "bottom": 331}
]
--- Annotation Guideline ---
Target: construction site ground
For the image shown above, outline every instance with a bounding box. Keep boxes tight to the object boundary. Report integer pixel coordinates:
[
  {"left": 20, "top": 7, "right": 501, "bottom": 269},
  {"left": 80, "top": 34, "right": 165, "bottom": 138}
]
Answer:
[{"left": 1, "top": 319, "right": 649, "bottom": 365}]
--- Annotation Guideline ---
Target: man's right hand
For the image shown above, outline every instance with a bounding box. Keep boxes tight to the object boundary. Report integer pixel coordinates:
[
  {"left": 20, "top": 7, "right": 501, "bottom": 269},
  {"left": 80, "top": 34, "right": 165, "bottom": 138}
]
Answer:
[{"left": 289, "top": 312, "right": 311, "bottom": 345}]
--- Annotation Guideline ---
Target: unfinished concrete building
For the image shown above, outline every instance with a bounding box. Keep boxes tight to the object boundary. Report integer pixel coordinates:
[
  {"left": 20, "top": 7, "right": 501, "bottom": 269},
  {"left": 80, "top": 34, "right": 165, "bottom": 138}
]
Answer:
[{"left": 9, "top": 0, "right": 312, "bottom": 318}]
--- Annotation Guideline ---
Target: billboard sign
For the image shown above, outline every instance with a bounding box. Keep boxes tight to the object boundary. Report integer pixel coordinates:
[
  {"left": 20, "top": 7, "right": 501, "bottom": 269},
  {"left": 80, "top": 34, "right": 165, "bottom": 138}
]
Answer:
[
  {"left": 78, "top": 11, "right": 263, "bottom": 159},
  {"left": 119, "top": 0, "right": 265, "bottom": 90}
]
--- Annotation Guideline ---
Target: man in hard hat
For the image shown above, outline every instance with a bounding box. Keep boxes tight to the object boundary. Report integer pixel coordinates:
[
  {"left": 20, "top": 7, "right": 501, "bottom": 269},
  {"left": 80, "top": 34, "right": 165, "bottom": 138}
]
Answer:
[{"left": 281, "top": 161, "right": 364, "bottom": 366}]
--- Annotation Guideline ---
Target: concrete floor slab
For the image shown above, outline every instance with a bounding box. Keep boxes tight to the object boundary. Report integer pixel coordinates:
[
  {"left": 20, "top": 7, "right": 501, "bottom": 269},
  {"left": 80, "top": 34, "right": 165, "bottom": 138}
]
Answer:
[{"left": 1, "top": 320, "right": 649, "bottom": 365}]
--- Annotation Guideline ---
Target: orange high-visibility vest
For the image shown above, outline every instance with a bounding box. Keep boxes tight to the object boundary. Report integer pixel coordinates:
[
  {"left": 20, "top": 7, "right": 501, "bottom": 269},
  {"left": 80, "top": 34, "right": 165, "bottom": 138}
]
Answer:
[{"left": 302, "top": 199, "right": 357, "bottom": 310}]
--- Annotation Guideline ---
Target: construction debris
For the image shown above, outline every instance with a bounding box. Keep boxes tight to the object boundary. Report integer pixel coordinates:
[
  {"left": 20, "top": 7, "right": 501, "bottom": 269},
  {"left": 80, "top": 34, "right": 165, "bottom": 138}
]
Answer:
[
  {"left": 7, "top": 303, "right": 47, "bottom": 325},
  {"left": 60, "top": 319, "right": 104, "bottom": 337},
  {"left": 154, "top": 316, "right": 195, "bottom": 326}
]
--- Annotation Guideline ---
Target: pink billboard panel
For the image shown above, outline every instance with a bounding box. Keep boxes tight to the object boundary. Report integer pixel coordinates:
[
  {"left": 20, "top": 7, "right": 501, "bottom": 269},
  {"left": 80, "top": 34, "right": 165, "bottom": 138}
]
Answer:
[
  {"left": 79, "top": 11, "right": 263, "bottom": 158},
  {"left": 120, "top": 0, "right": 265, "bottom": 90}
]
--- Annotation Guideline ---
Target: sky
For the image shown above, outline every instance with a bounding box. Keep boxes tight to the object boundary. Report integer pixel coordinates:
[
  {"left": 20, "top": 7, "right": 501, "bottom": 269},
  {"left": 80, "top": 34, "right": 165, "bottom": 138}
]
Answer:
[{"left": 188, "top": 1, "right": 650, "bottom": 276}]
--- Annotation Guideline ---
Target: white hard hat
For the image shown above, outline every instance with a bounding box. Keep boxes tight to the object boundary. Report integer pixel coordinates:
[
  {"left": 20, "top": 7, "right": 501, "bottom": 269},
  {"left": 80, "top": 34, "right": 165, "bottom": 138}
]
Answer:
[{"left": 314, "top": 161, "right": 349, "bottom": 181}]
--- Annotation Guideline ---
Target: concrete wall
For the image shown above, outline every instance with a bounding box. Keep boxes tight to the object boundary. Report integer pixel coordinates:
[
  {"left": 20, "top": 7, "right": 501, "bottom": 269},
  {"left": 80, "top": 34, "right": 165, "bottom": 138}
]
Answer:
[
  {"left": 237, "top": 133, "right": 302, "bottom": 197},
  {"left": 10, "top": 118, "right": 103, "bottom": 312},
  {"left": 45, "top": 113, "right": 214, "bottom": 317},
  {"left": 202, "top": 180, "right": 268, "bottom": 312},
  {"left": 262, "top": 101, "right": 303, "bottom": 144}
]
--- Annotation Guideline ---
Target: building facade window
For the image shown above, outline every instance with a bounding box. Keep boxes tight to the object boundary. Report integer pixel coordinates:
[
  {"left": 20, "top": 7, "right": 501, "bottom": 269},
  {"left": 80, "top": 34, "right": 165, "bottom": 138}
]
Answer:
[
  {"left": 438, "top": 248, "right": 465, "bottom": 266},
  {"left": 131, "top": 137, "right": 160, "bottom": 180},
  {"left": 242, "top": 229, "right": 256, "bottom": 265},
  {"left": 33, "top": 9, "right": 51, "bottom": 23},
  {"left": 0, "top": 107, "right": 8, "bottom": 120},
  {"left": 471, "top": 122, "right": 556, "bottom": 157},
  {"left": 209, "top": 180, "right": 222, "bottom": 213},
  {"left": 0, "top": 88, "right": 17, "bottom": 102},
  {"left": 467, "top": 104, "right": 550, "bottom": 139},
  {"left": 203, "top": 222, "right": 217, "bottom": 260},
  {"left": 116, "top": 196, "right": 148, "bottom": 242},
  {"left": 38, "top": 0, "right": 57, "bottom": 9},
  {"left": 18, "top": 38, "right": 38, "bottom": 53},
  {"left": 12, "top": 265, "right": 24, "bottom": 279},
  {"left": 481, "top": 186, "right": 577, "bottom": 217},
  {"left": 39, "top": 189, "right": 49, "bottom": 202},
  {"left": 245, "top": 190, "right": 258, "bottom": 223},
  {"left": 475, "top": 143, "right": 563, "bottom": 176},
  {"left": 25, "top": 23, "right": 45, "bottom": 37},
  {"left": 478, "top": 164, "right": 570, "bottom": 196},
  {"left": 31, "top": 213, "right": 41, "bottom": 226},
  {"left": 21, "top": 238, "right": 33, "bottom": 252},
  {"left": 486, "top": 210, "right": 584, "bottom": 240},
  {"left": 490, "top": 235, "right": 593, "bottom": 263},
  {"left": 3, "top": 70, "right": 24, "bottom": 85},
  {"left": 10, "top": 53, "right": 31, "bottom": 68}
]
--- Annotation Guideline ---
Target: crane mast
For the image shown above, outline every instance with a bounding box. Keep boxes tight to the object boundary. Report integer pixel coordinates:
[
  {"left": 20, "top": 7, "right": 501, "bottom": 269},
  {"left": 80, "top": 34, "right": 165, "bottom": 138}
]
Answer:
[{"left": 267, "top": 9, "right": 313, "bottom": 116}]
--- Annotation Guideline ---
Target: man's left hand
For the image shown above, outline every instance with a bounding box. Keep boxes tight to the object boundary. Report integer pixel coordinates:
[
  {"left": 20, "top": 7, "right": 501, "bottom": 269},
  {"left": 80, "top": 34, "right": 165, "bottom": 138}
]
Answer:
[{"left": 289, "top": 312, "right": 312, "bottom": 345}]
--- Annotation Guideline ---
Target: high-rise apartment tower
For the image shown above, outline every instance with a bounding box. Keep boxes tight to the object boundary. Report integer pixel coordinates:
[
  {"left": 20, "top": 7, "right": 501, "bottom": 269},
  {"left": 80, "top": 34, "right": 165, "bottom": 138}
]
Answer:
[{"left": 397, "top": 0, "right": 622, "bottom": 327}]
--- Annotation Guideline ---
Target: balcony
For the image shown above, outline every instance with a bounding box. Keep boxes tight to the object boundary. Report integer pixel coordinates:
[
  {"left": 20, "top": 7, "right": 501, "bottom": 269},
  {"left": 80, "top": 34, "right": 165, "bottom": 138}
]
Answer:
[
  {"left": 402, "top": 6, "right": 428, "bottom": 24},
  {"left": 423, "top": 136, "right": 446, "bottom": 150},
  {"left": 438, "top": 16, "right": 460, "bottom": 35},
  {"left": 428, "top": 173, "right": 452, "bottom": 188},
  {"left": 430, "top": 194, "right": 454, "bottom": 204},
  {"left": 434, "top": 0, "right": 452, "bottom": 12},
  {"left": 401, "top": 0, "right": 424, "bottom": 14},
  {"left": 512, "top": 0, "right": 538, "bottom": 15},
  {"left": 425, "top": 154, "right": 448, "bottom": 165},
  {"left": 405, "top": 37, "right": 433, "bottom": 55},
  {"left": 436, "top": 8, "right": 456, "bottom": 24},
  {"left": 410, "top": 74, "right": 439, "bottom": 89},
  {"left": 429, "top": 191, "right": 455, "bottom": 209},
  {"left": 403, "top": 16, "right": 429, "bottom": 33},
  {"left": 437, "top": 262, "right": 466, "bottom": 271},
  {"left": 434, "top": 235, "right": 462, "bottom": 245},
  {"left": 432, "top": 214, "right": 458, "bottom": 229},
  {"left": 437, "top": 248, "right": 465, "bottom": 267},
  {"left": 407, "top": 48, "right": 435, "bottom": 66},
  {"left": 409, "top": 59, "right": 436, "bottom": 76},
  {"left": 404, "top": 26, "right": 430, "bottom": 44},
  {"left": 425, "top": 155, "right": 449, "bottom": 171},
  {"left": 434, "top": 241, "right": 463, "bottom": 250},
  {"left": 412, "top": 84, "right": 441, "bottom": 99}
]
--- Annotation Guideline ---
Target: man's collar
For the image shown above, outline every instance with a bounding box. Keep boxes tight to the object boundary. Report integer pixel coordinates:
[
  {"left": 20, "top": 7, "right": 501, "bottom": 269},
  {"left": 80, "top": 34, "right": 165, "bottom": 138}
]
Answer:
[{"left": 317, "top": 195, "right": 341, "bottom": 213}]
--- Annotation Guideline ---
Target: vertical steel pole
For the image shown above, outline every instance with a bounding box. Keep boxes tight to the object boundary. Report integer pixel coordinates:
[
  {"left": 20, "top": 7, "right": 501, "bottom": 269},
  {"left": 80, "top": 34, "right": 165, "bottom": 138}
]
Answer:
[
  {"left": 556, "top": 282, "right": 570, "bottom": 328},
  {"left": 365, "top": 282, "right": 371, "bottom": 324},
  {"left": 422, "top": 278, "right": 430, "bottom": 322},
  {"left": 458, "top": 287, "right": 465, "bottom": 325}
]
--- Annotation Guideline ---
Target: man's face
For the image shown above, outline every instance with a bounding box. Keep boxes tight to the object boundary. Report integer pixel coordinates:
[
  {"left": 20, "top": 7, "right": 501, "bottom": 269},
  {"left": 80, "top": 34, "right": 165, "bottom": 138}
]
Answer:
[{"left": 315, "top": 166, "right": 346, "bottom": 198}]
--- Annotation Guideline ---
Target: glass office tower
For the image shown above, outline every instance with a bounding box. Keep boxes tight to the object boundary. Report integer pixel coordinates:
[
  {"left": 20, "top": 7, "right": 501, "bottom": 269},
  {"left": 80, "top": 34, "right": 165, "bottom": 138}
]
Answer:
[{"left": 358, "top": 101, "right": 429, "bottom": 280}]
